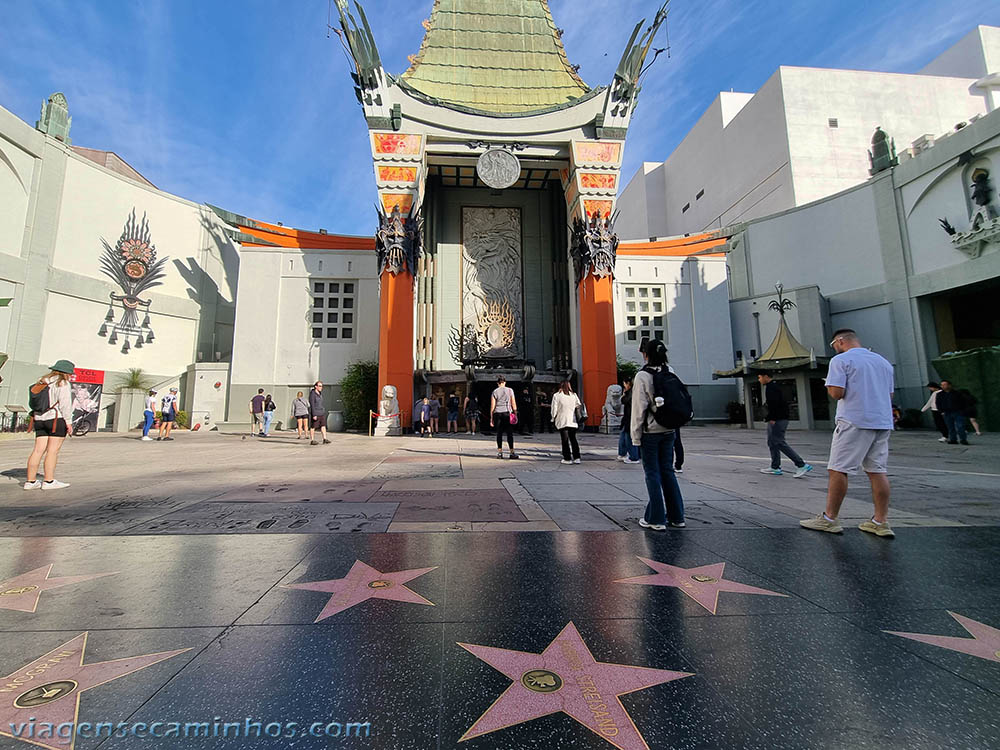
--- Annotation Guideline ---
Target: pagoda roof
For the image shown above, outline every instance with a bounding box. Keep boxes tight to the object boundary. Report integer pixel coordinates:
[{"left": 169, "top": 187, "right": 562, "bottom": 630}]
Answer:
[
  {"left": 759, "top": 316, "right": 812, "bottom": 362},
  {"left": 207, "top": 205, "right": 375, "bottom": 251},
  {"left": 399, "top": 0, "right": 591, "bottom": 115}
]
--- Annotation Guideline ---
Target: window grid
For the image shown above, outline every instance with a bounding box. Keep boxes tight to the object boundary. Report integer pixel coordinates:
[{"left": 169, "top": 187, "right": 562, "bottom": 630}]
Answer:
[
  {"left": 310, "top": 279, "right": 357, "bottom": 342},
  {"left": 622, "top": 285, "right": 667, "bottom": 344}
]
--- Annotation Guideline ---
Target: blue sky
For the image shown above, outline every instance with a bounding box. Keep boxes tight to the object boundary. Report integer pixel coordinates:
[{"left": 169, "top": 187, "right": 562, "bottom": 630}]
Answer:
[{"left": 1, "top": 1, "right": 997, "bottom": 236}]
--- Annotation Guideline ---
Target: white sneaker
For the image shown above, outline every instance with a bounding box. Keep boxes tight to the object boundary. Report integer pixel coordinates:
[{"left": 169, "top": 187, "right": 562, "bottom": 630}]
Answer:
[
  {"left": 573, "top": 458, "right": 581, "bottom": 464},
  {"left": 623, "top": 457, "right": 641, "bottom": 464},
  {"left": 141, "top": 436, "right": 153, "bottom": 441},
  {"left": 23, "top": 480, "right": 41, "bottom": 490},
  {"left": 638, "top": 518, "right": 667, "bottom": 531},
  {"left": 937, "top": 437, "right": 948, "bottom": 443},
  {"left": 560, "top": 459, "right": 573, "bottom": 465},
  {"left": 41, "top": 479, "right": 70, "bottom": 490},
  {"left": 616, "top": 455, "right": 625, "bottom": 462},
  {"left": 793, "top": 464, "right": 814, "bottom": 478}
]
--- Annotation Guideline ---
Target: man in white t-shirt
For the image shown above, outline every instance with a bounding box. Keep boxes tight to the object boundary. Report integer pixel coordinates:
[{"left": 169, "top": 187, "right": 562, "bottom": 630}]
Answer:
[{"left": 800, "top": 329, "right": 896, "bottom": 538}]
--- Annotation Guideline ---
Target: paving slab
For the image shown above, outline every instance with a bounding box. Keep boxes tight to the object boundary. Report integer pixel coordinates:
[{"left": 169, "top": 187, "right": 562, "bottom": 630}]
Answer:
[
  {"left": 211, "top": 480, "right": 385, "bottom": 503},
  {"left": 596, "top": 502, "right": 763, "bottom": 529},
  {"left": 120, "top": 501, "right": 398, "bottom": 534},
  {"left": 517, "top": 483, "right": 639, "bottom": 503},
  {"left": 373, "top": 489, "right": 525, "bottom": 523},
  {"left": 537, "top": 502, "right": 623, "bottom": 531},
  {"left": 365, "top": 464, "right": 463, "bottom": 480},
  {"left": 0, "top": 496, "right": 206, "bottom": 536}
]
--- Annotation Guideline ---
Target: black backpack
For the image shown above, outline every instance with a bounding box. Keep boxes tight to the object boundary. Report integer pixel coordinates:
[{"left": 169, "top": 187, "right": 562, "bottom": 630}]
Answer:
[
  {"left": 642, "top": 366, "right": 693, "bottom": 429},
  {"left": 29, "top": 380, "right": 51, "bottom": 415}
]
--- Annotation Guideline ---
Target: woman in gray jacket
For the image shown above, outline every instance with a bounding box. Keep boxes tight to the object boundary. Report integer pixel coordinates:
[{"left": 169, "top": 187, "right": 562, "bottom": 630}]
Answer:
[{"left": 630, "top": 340, "right": 685, "bottom": 530}]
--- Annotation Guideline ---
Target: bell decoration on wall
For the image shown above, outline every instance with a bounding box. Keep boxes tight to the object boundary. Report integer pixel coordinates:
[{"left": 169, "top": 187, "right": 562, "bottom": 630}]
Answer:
[{"left": 96, "top": 208, "right": 168, "bottom": 355}]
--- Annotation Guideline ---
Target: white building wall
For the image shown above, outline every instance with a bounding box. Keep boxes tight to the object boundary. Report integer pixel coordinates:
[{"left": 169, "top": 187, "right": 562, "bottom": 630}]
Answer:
[
  {"left": 918, "top": 26, "right": 1000, "bottom": 79},
  {"left": 0, "top": 109, "right": 38, "bottom": 258}
]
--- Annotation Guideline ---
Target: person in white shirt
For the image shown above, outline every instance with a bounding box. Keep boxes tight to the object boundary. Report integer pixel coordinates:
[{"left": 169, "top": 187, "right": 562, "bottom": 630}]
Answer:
[
  {"left": 920, "top": 382, "right": 949, "bottom": 442},
  {"left": 550, "top": 381, "right": 583, "bottom": 464},
  {"left": 158, "top": 387, "right": 179, "bottom": 441},
  {"left": 24, "top": 359, "right": 75, "bottom": 490},
  {"left": 800, "top": 329, "right": 896, "bottom": 538},
  {"left": 141, "top": 389, "right": 157, "bottom": 441}
]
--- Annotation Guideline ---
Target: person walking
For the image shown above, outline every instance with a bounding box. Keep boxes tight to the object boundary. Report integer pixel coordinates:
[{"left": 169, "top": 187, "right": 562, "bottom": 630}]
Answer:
[
  {"left": 550, "top": 381, "right": 582, "bottom": 464},
  {"left": 937, "top": 380, "right": 970, "bottom": 445},
  {"left": 464, "top": 392, "right": 480, "bottom": 434},
  {"left": 24, "top": 359, "right": 75, "bottom": 490},
  {"left": 757, "top": 372, "right": 813, "bottom": 477},
  {"left": 920, "top": 382, "right": 949, "bottom": 442},
  {"left": 419, "top": 397, "right": 432, "bottom": 437},
  {"left": 262, "top": 394, "right": 277, "bottom": 436},
  {"left": 292, "top": 391, "right": 310, "bottom": 439},
  {"left": 520, "top": 387, "right": 535, "bottom": 435},
  {"left": 249, "top": 388, "right": 265, "bottom": 437},
  {"left": 959, "top": 389, "right": 982, "bottom": 436},
  {"left": 428, "top": 396, "right": 440, "bottom": 437},
  {"left": 800, "top": 329, "right": 895, "bottom": 538},
  {"left": 617, "top": 377, "right": 640, "bottom": 463},
  {"left": 446, "top": 392, "right": 461, "bottom": 434},
  {"left": 490, "top": 376, "right": 518, "bottom": 459},
  {"left": 158, "top": 387, "right": 179, "bottom": 441},
  {"left": 309, "top": 381, "right": 330, "bottom": 445},
  {"left": 141, "top": 389, "right": 157, "bottom": 441},
  {"left": 631, "top": 339, "right": 685, "bottom": 530}
]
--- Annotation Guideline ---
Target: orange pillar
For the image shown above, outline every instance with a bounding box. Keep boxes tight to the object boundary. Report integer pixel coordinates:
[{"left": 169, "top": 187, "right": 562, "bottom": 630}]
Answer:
[
  {"left": 378, "top": 269, "right": 415, "bottom": 427},
  {"left": 578, "top": 274, "right": 617, "bottom": 428}
]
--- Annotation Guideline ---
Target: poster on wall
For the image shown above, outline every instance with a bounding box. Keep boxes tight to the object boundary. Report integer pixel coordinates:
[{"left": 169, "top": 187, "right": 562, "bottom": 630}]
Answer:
[{"left": 70, "top": 368, "right": 104, "bottom": 434}]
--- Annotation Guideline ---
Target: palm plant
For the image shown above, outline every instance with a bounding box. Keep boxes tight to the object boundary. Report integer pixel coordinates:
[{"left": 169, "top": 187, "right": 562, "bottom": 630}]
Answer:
[{"left": 116, "top": 368, "right": 152, "bottom": 392}]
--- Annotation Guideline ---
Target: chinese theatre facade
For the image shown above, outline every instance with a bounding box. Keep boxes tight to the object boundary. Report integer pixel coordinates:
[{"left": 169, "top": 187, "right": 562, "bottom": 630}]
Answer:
[{"left": 336, "top": 0, "right": 669, "bottom": 424}]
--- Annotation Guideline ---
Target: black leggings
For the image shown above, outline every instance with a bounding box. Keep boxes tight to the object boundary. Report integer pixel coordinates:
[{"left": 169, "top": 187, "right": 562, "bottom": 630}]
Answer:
[
  {"left": 494, "top": 412, "right": 514, "bottom": 450},
  {"left": 559, "top": 427, "right": 580, "bottom": 460},
  {"left": 674, "top": 428, "right": 684, "bottom": 468}
]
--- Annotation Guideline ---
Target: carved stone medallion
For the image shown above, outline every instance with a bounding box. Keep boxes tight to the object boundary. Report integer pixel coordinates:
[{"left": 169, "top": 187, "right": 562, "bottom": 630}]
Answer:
[{"left": 476, "top": 148, "right": 520, "bottom": 189}]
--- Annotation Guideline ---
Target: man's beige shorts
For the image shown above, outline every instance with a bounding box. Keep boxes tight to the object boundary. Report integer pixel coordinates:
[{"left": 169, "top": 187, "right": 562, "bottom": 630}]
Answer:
[{"left": 828, "top": 420, "right": 890, "bottom": 474}]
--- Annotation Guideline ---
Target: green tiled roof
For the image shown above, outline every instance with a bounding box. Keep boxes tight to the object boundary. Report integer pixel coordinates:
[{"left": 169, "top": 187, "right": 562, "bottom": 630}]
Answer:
[{"left": 400, "top": 0, "right": 590, "bottom": 115}]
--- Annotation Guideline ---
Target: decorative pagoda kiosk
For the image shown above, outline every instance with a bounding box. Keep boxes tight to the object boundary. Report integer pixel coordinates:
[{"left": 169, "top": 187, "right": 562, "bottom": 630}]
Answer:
[
  {"left": 334, "top": 0, "right": 669, "bottom": 427},
  {"left": 714, "top": 285, "right": 832, "bottom": 430}
]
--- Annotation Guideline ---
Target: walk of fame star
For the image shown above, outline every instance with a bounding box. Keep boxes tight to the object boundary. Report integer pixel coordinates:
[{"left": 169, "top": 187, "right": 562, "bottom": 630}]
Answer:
[
  {"left": 614, "top": 558, "right": 787, "bottom": 615},
  {"left": 0, "top": 633, "right": 189, "bottom": 750},
  {"left": 282, "top": 560, "right": 437, "bottom": 622},
  {"left": 885, "top": 611, "right": 1000, "bottom": 663},
  {"left": 0, "top": 565, "right": 117, "bottom": 614},
  {"left": 458, "top": 622, "right": 692, "bottom": 750}
]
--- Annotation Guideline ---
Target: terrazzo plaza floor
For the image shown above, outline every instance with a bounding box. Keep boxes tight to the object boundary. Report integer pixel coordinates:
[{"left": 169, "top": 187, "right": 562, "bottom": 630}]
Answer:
[{"left": 0, "top": 427, "right": 996, "bottom": 749}]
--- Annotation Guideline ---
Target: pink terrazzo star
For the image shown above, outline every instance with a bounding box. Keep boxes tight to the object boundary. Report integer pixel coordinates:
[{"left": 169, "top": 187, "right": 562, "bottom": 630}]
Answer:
[
  {"left": 283, "top": 560, "right": 437, "bottom": 622},
  {"left": 615, "top": 558, "right": 788, "bottom": 615},
  {"left": 885, "top": 611, "right": 1000, "bottom": 663},
  {"left": 0, "top": 565, "right": 118, "bottom": 614},
  {"left": 0, "top": 633, "right": 189, "bottom": 750},
  {"left": 459, "top": 621, "right": 692, "bottom": 750}
]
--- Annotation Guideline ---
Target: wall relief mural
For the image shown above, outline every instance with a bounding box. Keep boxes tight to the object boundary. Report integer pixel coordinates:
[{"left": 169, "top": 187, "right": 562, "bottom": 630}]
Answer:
[
  {"left": 97, "top": 209, "right": 167, "bottom": 353},
  {"left": 461, "top": 207, "right": 523, "bottom": 359}
]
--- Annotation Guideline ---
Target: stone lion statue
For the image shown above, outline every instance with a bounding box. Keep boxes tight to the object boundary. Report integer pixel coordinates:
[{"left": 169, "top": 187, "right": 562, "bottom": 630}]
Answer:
[
  {"left": 603, "top": 384, "right": 623, "bottom": 417},
  {"left": 379, "top": 385, "right": 399, "bottom": 417}
]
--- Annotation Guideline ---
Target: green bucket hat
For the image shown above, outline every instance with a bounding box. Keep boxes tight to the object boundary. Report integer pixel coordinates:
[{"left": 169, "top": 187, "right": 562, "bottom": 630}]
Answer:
[{"left": 49, "top": 359, "right": 75, "bottom": 374}]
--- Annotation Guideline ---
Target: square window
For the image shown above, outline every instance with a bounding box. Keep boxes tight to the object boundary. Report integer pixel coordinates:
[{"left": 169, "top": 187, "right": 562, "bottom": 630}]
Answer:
[
  {"left": 641, "top": 316, "right": 650, "bottom": 326},
  {"left": 652, "top": 288, "right": 662, "bottom": 297},
  {"left": 625, "top": 288, "right": 635, "bottom": 298},
  {"left": 343, "top": 298, "right": 354, "bottom": 309},
  {"left": 641, "top": 330, "right": 650, "bottom": 339},
  {"left": 627, "top": 330, "right": 637, "bottom": 341},
  {"left": 314, "top": 282, "right": 325, "bottom": 293},
  {"left": 330, "top": 283, "right": 340, "bottom": 293},
  {"left": 312, "top": 327, "right": 322, "bottom": 338},
  {"left": 639, "top": 288, "right": 648, "bottom": 297},
  {"left": 343, "top": 313, "right": 353, "bottom": 323},
  {"left": 682, "top": 203, "right": 690, "bottom": 213},
  {"left": 329, "top": 298, "right": 339, "bottom": 308},
  {"left": 653, "top": 302, "right": 662, "bottom": 312},
  {"left": 313, "top": 297, "right": 324, "bottom": 308},
  {"left": 345, "top": 283, "right": 354, "bottom": 293},
  {"left": 654, "top": 330, "right": 664, "bottom": 341},
  {"left": 312, "top": 312, "right": 323, "bottom": 323},
  {"left": 654, "top": 316, "right": 663, "bottom": 326},
  {"left": 828, "top": 118, "right": 838, "bottom": 128},
  {"left": 626, "top": 301, "right": 636, "bottom": 312},
  {"left": 342, "top": 327, "right": 353, "bottom": 339},
  {"left": 627, "top": 316, "right": 636, "bottom": 326},
  {"left": 327, "top": 328, "right": 338, "bottom": 339},
  {"left": 327, "top": 313, "right": 339, "bottom": 323},
  {"left": 639, "top": 301, "right": 649, "bottom": 312}
]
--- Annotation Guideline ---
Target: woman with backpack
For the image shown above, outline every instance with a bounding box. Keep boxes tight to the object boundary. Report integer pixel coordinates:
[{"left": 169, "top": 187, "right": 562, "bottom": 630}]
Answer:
[
  {"left": 24, "top": 359, "right": 75, "bottom": 490},
  {"left": 262, "top": 394, "right": 277, "bottom": 436},
  {"left": 550, "top": 380, "right": 582, "bottom": 464},
  {"left": 630, "top": 339, "right": 686, "bottom": 530}
]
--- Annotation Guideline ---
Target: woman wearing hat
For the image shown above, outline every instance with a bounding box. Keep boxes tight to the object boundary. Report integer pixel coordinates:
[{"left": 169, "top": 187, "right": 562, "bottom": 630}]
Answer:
[
  {"left": 158, "top": 387, "right": 179, "bottom": 441},
  {"left": 25, "top": 359, "right": 75, "bottom": 490}
]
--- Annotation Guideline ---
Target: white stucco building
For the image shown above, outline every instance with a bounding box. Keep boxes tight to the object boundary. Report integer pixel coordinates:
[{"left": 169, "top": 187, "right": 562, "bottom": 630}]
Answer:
[{"left": 617, "top": 25, "right": 1000, "bottom": 240}]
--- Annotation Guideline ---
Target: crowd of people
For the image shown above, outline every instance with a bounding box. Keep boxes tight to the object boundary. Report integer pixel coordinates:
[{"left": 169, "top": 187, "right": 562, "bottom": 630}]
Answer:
[{"left": 249, "top": 381, "right": 331, "bottom": 444}]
